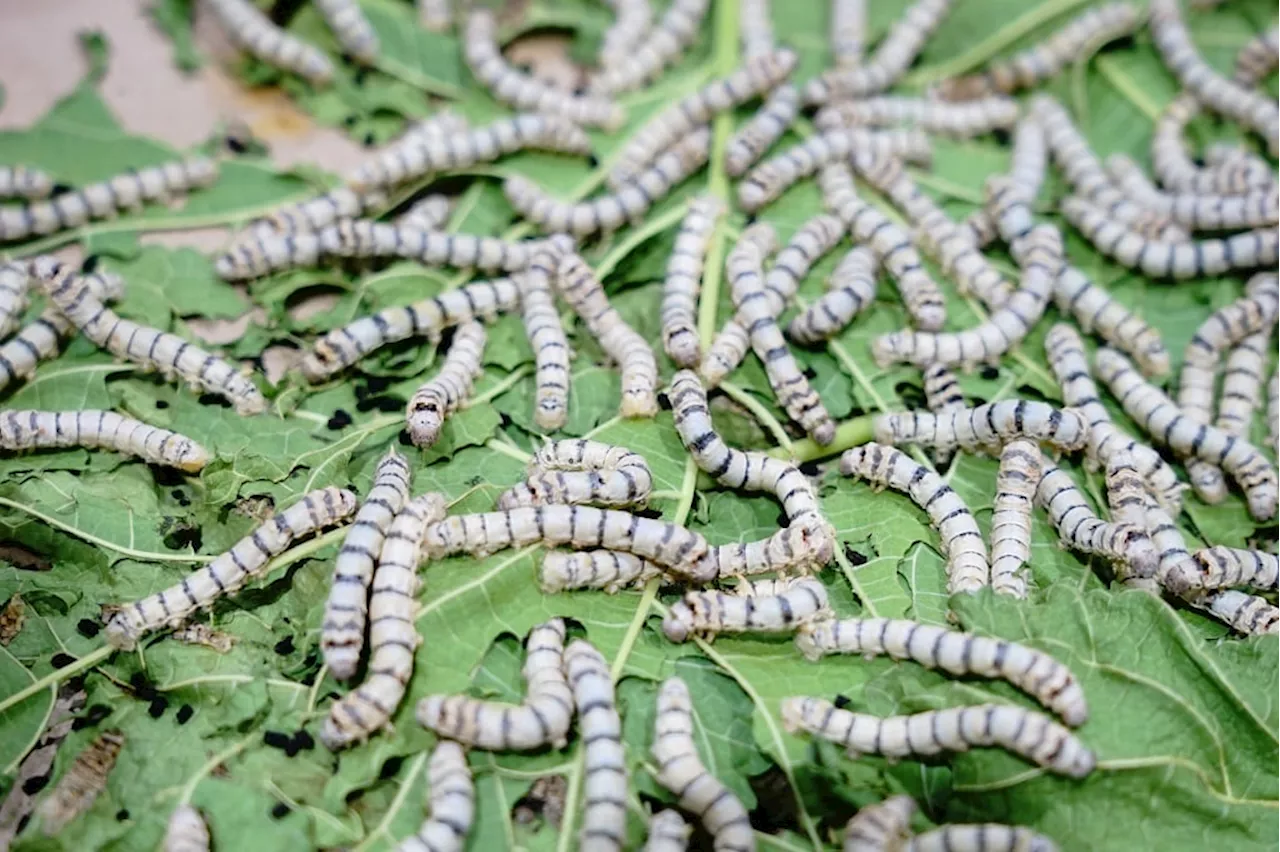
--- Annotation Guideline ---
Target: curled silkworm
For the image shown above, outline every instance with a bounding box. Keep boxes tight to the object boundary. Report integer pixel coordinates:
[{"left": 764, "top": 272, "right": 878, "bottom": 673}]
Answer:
[
  {"left": 164, "top": 804, "right": 210, "bottom": 852},
  {"left": 398, "top": 194, "right": 454, "bottom": 231},
  {"left": 0, "top": 165, "right": 53, "bottom": 199},
  {"left": 1106, "top": 153, "right": 1279, "bottom": 231},
  {"left": 539, "top": 549, "right": 664, "bottom": 594},
  {"left": 651, "top": 677, "right": 755, "bottom": 850},
  {"left": 397, "top": 740, "right": 475, "bottom": 852},
  {"left": 589, "top": 0, "right": 709, "bottom": 94},
  {"left": 204, "top": 0, "right": 333, "bottom": 84},
  {"left": 1051, "top": 264, "right": 1169, "bottom": 377},
  {"left": 321, "top": 448, "right": 412, "bottom": 681},
  {"left": 497, "top": 442, "right": 653, "bottom": 510},
  {"left": 36, "top": 730, "right": 126, "bottom": 835},
  {"left": 831, "top": 0, "right": 866, "bottom": 68},
  {"left": 599, "top": 0, "right": 652, "bottom": 67},
  {"left": 662, "top": 195, "right": 723, "bottom": 368},
  {"left": 0, "top": 262, "right": 34, "bottom": 339},
  {"left": 725, "top": 84, "right": 800, "bottom": 176},
  {"left": 787, "top": 246, "right": 878, "bottom": 344},
  {"left": 781, "top": 697, "right": 1096, "bottom": 777},
  {"left": 817, "top": 95, "right": 1019, "bottom": 138},
  {"left": 662, "top": 577, "right": 831, "bottom": 642},
  {"left": 522, "top": 244, "right": 572, "bottom": 430},
  {"left": 416, "top": 619, "right": 573, "bottom": 749},
  {"left": 103, "top": 487, "right": 357, "bottom": 649},
  {"left": 1152, "top": 94, "right": 1272, "bottom": 195},
  {"left": 873, "top": 400, "right": 1090, "bottom": 455},
  {"left": 1201, "top": 144, "right": 1274, "bottom": 191},
  {"left": 840, "top": 443, "right": 989, "bottom": 594},
  {"left": 644, "top": 809, "right": 691, "bottom": 852},
  {"left": 406, "top": 321, "right": 486, "bottom": 448},
  {"left": 318, "top": 220, "right": 540, "bottom": 271},
  {"left": 214, "top": 231, "right": 323, "bottom": 281},
  {"left": 0, "top": 410, "right": 211, "bottom": 471},
  {"left": 920, "top": 363, "right": 965, "bottom": 469},
  {"left": 313, "top": 0, "right": 379, "bottom": 64},
  {"left": 564, "top": 640, "right": 628, "bottom": 851},
  {"left": 904, "top": 825, "right": 1061, "bottom": 852},
  {"left": 843, "top": 796, "right": 915, "bottom": 852},
  {"left": 1232, "top": 26, "right": 1279, "bottom": 85},
  {"left": 1185, "top": 546, "right": 1279, "bottom": 592},
  {"left": 1036, "top": 460, "right": 1158, "bottom": 580},
  {"left": 991, "top": 438, "right": 1040, "bottom": 599}
]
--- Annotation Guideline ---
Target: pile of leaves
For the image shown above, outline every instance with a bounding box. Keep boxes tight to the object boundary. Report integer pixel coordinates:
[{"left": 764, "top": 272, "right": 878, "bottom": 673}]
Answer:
[{"left": 0, "top": 1, "right": 1276, "bottom": 849}]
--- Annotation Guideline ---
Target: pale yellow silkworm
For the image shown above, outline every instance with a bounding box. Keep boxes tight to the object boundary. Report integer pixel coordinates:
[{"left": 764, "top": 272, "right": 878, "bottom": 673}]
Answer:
[
  {"left": 497, "top": 440, "right": 653, "bottom": 510},
  {"left": 0, "top": 165, "right": 53, "bottom": 200},
  {"left": 539, "top": 549, "right": 664, "bottom": 594},
  {"left": 313, "top": 0, "right": 379, "bottom": 64},
  {"left": 817, "top": 95, "right": 1019, "bottom": 138},
  {"left": 662, "top": 195, "right": 724, "bottom": 368},
  {"left": 36, "top": 729, "right": 125, "bottom": 836},
  {"left": 904, "top": 825, "right": 1061, "bottom": 852},
  {"left": 396, "top": 740, "right": 475, "bottom": 852},
  {"left": 831, "top": 0, "right": 866, "bottom": 69},
  {"left": 1036, "top": 460, "right": 1159, "bottom": 581},
  {"left": 786, "top": 245, "right": 879, "bottom": 344},
  {"left": 564, "top": 640, "right": 628, "bottom": 851},
  {"left": 164, "top": 804, "right": 210, "bottom": 852},
  {"left": 204, "top": 0, "right": 334, "bottom": 83},
  {"left": 724, "top": 84, "right": 799, "bottom": 176},
  {"left": 991, "top": 438, "right": 1040, "bottom": 599},
  {"left": 662, "top": 577, "right": 832, "bottom": 642},
  {"left": 644, "top": 809, "right": 692, "bottom": 852},
  {"left": 843, "top": 796, "right": 915, "bottom": 852},
  {"left": 589, "top": 0, "right": 710, "bottom": 94},
  {"left": 521, "top": 244, "right": 571, "bottom": 430},
  {"left": 873, "top": 400, "right": 1090, "bottom": 455},
  {"left": 406, "top": 321, "right": 486, "bottom": 448},
  {"left": 0, "top": 410, "right": 211, "bottom": 472}
]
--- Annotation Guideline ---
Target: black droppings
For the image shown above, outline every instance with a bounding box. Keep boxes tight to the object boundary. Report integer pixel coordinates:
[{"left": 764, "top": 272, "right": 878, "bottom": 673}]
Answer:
[
  {"left": 364, "top": 375, "right": 394, "bottom": 393},
  {"left": 80, "top": 255, "right": 101, "bottom": 274},
  {"left": 798, "top": 460, "right": 821, "bottom": 477},
  {"left": 397, "top": 429, "right": 414, "bottom": 446},
  {"left": 833, "top": 694, "right": 853, "bottom": 709},
  {"left": 586, "top": 153, "right": 600, "bottom": 169},
  {"left": 842, "top": 543, "right": 867, "bottom": 566},
  {"left": 176, "top": 704, "right": 194, "bottom": 725},
  {"left": 51, "top": 652, "right": 75, "bottom": 668},
  {"left": 656, "top": 391, "right": 672, "bottom": 411},
  {"left": 980, "top": 365, "right": 999, "bottom": 381},
  {"left": 292, "top": 730, "right": 315, "bottom": 751},
  {"left": 22, "top": 775, "right": 50, "bottom": 795},
  {"left": 378, "top": 756, "right": 404, "bottom": 780},
  {"left": 226, "top": 134, "right": 249, "bottom": 154},
  {"left": 197, "top": 393, "right": 233, "bottom": 409},
  {"left": 343, "top": 115, "right": 357, "bottom": 128},
  {"left": 148, "top": 697, "right": 169, "bottom": 718},
  {"left": 74, "top": 704, "right": 112, "bottom": 730},
  {"left": 151, "top": 466, "right": 186, "bottom": 488},
  {"left": 802, "top": 365, "right": 818, "bottom": 380},
  {"left": 76, "top": 618, "right": 101, "bottom": 638},
  {"left": 273, "top": 636, "right": 295, "bottom": 656},
  {"left": 129, "top": 672, "right": 159, "bottom": 701},
  {"left": 270, "top": 803, "right": 291, "bottom": 820},
  {"left": 116, "top": 809, "right": 130, "bottom": 821},
  {"left": 327, "top": 409, "right": 353, "bottom": 430},
  {"left": 155, "top": 399, "right": 170, "bottom": 410},
  {"left": 263, "top": 730, "right": 293, "bottom": 753}
]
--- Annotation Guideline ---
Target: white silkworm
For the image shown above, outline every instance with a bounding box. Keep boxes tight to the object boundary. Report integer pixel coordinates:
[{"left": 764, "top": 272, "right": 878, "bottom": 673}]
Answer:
[
  {"left": 398, "top": 194, "right": 454, "bottom": 231},
  {"left": 816, "top": 96, "right": 1019, "bottom": 138},
  {"left": 36, "top": 730, "right": 125, "bottom": 836},
  {"left": 921, "top": 363, "right": 965, "bottom": 469},
  {"left": 406, "top": 321, "right": 486, "bottom": 448},
  {"left": 803, "top": 0, "right": 955, "bottom": 103},
  {"left": 889, "top": 190, "right": 1012, "bottom": 311},
  {"left": 589, "top": 0, "right": 709, "bottom": 94},
  {"left": 787, "top": 246, "right": 878, "bottom": 344},
  {"left": 0, "top": 262, "right": 33, "bottom": 339},
  {"left": 1184, "top": 546, "right": 1279, "bottom": 592},
  {"left": 416, "top": 0, "right": 452, "bottom": 31},
  {"left": 840, "top": 443, "right": 990, "bottom": 594},
  {"left": 904, "top": 825, "right": 1060, "bottom": 852},
  {"left": 1271, "top": 369, "right": 1279, "bottom": 449},
  {"left": 599, "top": 0, "right": 652, "bottom": 67},
  {"left": 313, "top": 0, "right": 379, "bottom": 64},
  {"left": 1199, "top": 589, "right": 1279, "bottom": 635},
  {"left": 873, "top": 400, "right": 1090, "bottom": 455},
  {"left": 662, "top": 195, "right": 723, "bottom": 368},
  {"left": 644, "top": 810, "right": 692, "bottom": 852},
  {"left": 991, "top": 438, "right": 1039, "bottom": 599},
  {"left": 0, "top": 410, "right": 211, "bottom": 472},
  {"left": 321, "top": 449, "right": 413, "bottom": 681},
  {"left": 104, "top": 487, "right": 358, "bottom": 650},
  {"left": 215, "top": 231, "right": 323, "bottom": 281},
  {"left": 1050, "top": 263, "right": 1169, "bottom": 377},
  {"left": 1152, "top": 94, "right": 1272, "bottom": 196},
  {"left": 301, "top": 277, "right": 521, "bottom": 382},
  {"left": 0, "top": 165, "right": 53, "bottom": 199},
  {"left": 781, "top": 698, "right": 1096, "bottom": 778},
  {"left": 564, "top": 640, "right": 628, "bottom": 851},
  {"left": 651, "top": 677, "right": 755, "bottom": 851},
  {"left": 725, "top": 84, "right": 800, "bottom": 176},
  {"left": 699, "top": 320, "right": 750, "bottom": 389},
  {"left": 1106, "top": 153, "right": 1279, "bottom": 231},
  {"left": 843, "top": 796, "right": 915, "bottom": 852},
  {"left": 529, "top": 438, "right": 640, "bottom": 472},
  {"left": 248, "top": 186, "right": 389, "bottom": 239},
  {"left": 1216, "top": 329, "right": 1272, "bottom": 447},
  {"left": 416, "top": 619, "right": 574, "bottom": 750},
  {"left": 795, "top": 617, "right": 1088, "bottom": 726},
  {"left": 396, "top": 740, "right": 474, "bottom": 852},
  {"left": 0, "top": 157, "right": 218, "bottom": 242},
  {"left": 318, "top": 220, "right": 540, "bottom": 271},
  {"left": 497, "top": 441, "right": 653, "bottom": 510},
  {"left": 1103, "top": 449, "right": 1149, "bottom": 530},
  {"left": 505, "top": 128, "right": 711, "bottom": 237},
  {"left": 1201, "top": 144, "right": 1273, "bottom": 192},
  {"left": 1036, "top": 461, "right": 1159, "bottom": 581},
  {"left": 739, "top": 0, "right": 774, "bottom": 58},
  {"left": 164, "top": 804, "right": 209, "bottom": 852},
  {"left": 1232, "top": 26, "right": 1279, "bottom": 85},
  {"left": 322, "top": 494, "right": 447, "bottom": 749},
  {"left": 608, "top": 48, "right": 798, "bottom": 189},
  {"left": 662, "top": 577, "right": 831, "bottom": 642},
  {"left": 831, "top": 0, "right": 866, "bottom": 68},
  {"left": 540, "top": 549, "right": 663, "bottom": 594},
  {"left": 396, "top": 106, "right": 470, "bottom": 149},
  {"left": 204, "top": 0, "right": 333, "bottom": 84},
  {"left": 522, "top": 245, "right": 572, "bottom": 430},
  {"left": 696, "top": 523, "right": 835, "bottom": 580}
]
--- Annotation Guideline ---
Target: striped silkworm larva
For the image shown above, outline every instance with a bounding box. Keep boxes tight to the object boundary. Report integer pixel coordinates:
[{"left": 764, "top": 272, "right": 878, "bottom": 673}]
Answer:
[
  {"left": 787, "top": 245, "right": 879, "bottom": 344},
  {"left": 214, "top": 230, "right": 324, "bottom": 281},
  {"left": 1103, "top": 449, "right": 1150, "bottom": 529},
  {"left": 1152, "top": 93, "right": 1273, "bottom": 196},
  {"left": 416, "top": 619, "right": 573, "bottom": 750},
  {"left": 589, "top": 0, "right": 709, "bottom": 94},
  {"left": 870, "top": 223, "right": 1065, "bottom": 369},
  {"left": 497, "top": 443, "right": 653, "bottom": 510},
  {"left": 396, "top": 740, "right": 475, "bottom": 852},
  {"left": 463, "top": 10, "right": 624, "bottom": 130},
  {"left": 1149, "top": 500, "right": 1222, "bottom": 593},
  {"left": 321, "top": 494, "right": 447, "bottom": 749},
  {"left": 406, "top": 321, "right": 486, "bottom": 448},
  {"left": 651, "top": 676, "right": 755, "bottom": 850},
  {"left": 36, "top": 729, "right": 126, "bottom": 836},
  {"left": 249, "top": 187, "right": 389, "bottom": 238},
  {"left": 1232, "top": 26, "right": 1279, "bottom": 85},
  {"left": 695, "top": 518, "right": 836, "bottom": 580},
  {"left": 398, "top": 194, "right": 454, "bottom": 231},
  {"left": 781, "top": 697, "right": 1096, "bottom": 778},
  {"left": 320, "top": 448, "right": 413, "bottom": 681},
  {"left": 1050, "top": 264, "right": 1169, "bottom": 377},
  {"left": 724, "top": 83, "right": 800, "bottom": 176},
  {"left": 920, "top": 362, "right": 965, "bottom": 469},
  {"left": 831, "top": 0, "right": 866, "bottom": 68},
  {"left": 740, "top": 0, "right": 774, "bottom": 58},
  {"left": 840, "top": 443, "right": 990, "bottom": 594},
  {"left": 795, "top": 617, "right": 1088, "bottom": 726},
  {"left": 1271, "top": 369, "right": 1279, "bottom": 449},
  {"left": 1197, "top": 589, "right": 1280, "bottom": 636},
  {"left": 1185, "top": 546, "right": 1280, "bottom": 592},
  {"left": 104, "top": 487, "right": 358, "bottom": 650},
  {"left": 644, "top": 809, "right": 692, "bottom": 852},
  {"left": 729, "top": 224, "right": 837, "bottom": 444},
  {"left": 313, "top": 0, "right": 379, "bottom": 64},
  {"left": 935, "top": 3, "right": 1140, "bottom": 100},
  {"left": 903, "top": 825, "right": 1060, "bottom": 852},
  {"left": 873, "top": 399, "right": 1090, "bottom": 456},
  {"left": 901, "top": 202, "right": 1011, "bottom": 312},
  {"left": 608, "top": 48, "right": 798, "bottom": 189},
  {"left": 0, "top": 410, "right": 211, "bottom": 472},
  {"left": 662, "top": 195, "right": 724, "bottom": 368},
  {"left": 817, "top": 95, "right": 1020, "bottom": 138},
  {"left": 1149, "top": 0, "right": 1278, "bottom": 154},
  {"left": 1036, "top": 460, "right": 1159, "bottom": 581},
  {"left": 1106, "top": 153, "right": 1279, "bottom": 231},
  {"left": 1201, "top": 144, "right": 1274, "bottom": 191},
  {"left": 35, "top": 262, "right": 266, "bottom": 415},
  {"left": 396, "top": 109, "right": 471, "bottom": 149},
  {"left": 204, "top": 0, "right": 334, "bottom": 84},
  {"left": 521, "top": 243, "right": 571, "bottom": 430},
  {"left": 318, "top": 220, "right": 540, "bottom": 272},
  {"left": 598, "top": 0, "right": 653, "bottom": 67},
  {"left": 564, "top": 640, "right": 628, "bottom": 851},
  {"left": 1095, "top": 346, "right": 1279, "bottom": 522},
  {"left": 348, "top": 114, "right": 592, "bottom": 193},
  {"left": 0, "top": 261, "right": 34, "bottom": 339},
  {"left": 170, "top": 622, "right": 235, "bottom": 654},
  {"left": 164, "top": 804, "right": 210, "bottom": 852},
  {"left": 990, "top": 438, "right": 1040, "bottom": 599},
  {"left": 423, "top": 505, "right": 712, "bottom": 580},
  {"left": 843, "top": 796, "right": 916, "bottom": 852},
  {"left": 556, "top": 247, "right": 659, "bottom": 418},
  {"left": 416, "top": 0, "right": 452, "bottom": 31},
  {"left": 738, "top": 126, "right": 932, "bottom": 212},
  {"left": 1216, "top": 328, "right": 1272, "bottom": 444},
  {"left": 848, "top": 151, "right": 941, "bottom": 225},
  {"left": 531, "top": 437, "right": 645, "bottom": 472},
  {"left": 662, "top": 577, "right": 831, "bottom": 642},
  {"left": 802, "top": 0, "right": 955, "bottom": 103},
  {"left": 699, "top": 319, "right": 750, "bottom": 389},
  {"left": 506, "top": 128, "right": 711, "bottom": 237},
  {"left": 300, "top": 277, "right": 521, "bottom": 382},
  {"left": 0, "top": 157, "right": 218, "bottom": 243},
  {"left": 0, "top": 165, "right": 53, "bottom": 199},
  {"left": 539, "top": 548, "right": 664, "bottom": 594}
]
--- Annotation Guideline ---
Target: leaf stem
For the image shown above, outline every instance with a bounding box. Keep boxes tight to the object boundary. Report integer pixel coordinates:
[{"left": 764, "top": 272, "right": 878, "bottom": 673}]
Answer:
[
  {"left": 774, "top": 415, "right": 874, "bottom": 462},
  {"left": 0, "top": 645, "right": 112, "bottom": 717}
]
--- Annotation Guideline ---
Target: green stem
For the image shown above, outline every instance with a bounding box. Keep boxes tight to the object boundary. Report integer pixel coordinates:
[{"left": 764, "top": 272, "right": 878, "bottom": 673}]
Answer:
[
  {"left": 0, "top": 645, "right": 112, "bottom": 717},
  {"left": 774, "top": 415, "right": 875, "bottom": 463}
]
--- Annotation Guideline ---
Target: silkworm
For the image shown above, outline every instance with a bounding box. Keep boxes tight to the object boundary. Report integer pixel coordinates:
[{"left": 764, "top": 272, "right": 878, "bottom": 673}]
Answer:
[
  {"left": 564, "top": 640, "right": 628, "bottom": 851},
  {"left": 417, "top": 0, "right": 452, "bottom": 31},
  {"left": 1198, "top": 588, "right": 1279, "bottom": 635},
  {"left": 406, "top": 321, "right": 486, "bottom": 448},
  {"left": 321, "top": 494, "right": 446, "bottom": 749},
  {"left": 396, "top": 111, "right": 472, "bottom": 151},
  {"left": 1152, "top": 94, "right": 1272, "bottom": 195},
  {"left": 1106, "top": 153, "right": 1279, "bottom": 231},
  {"left": 422, "top": 505, "right": 712, "bottom": 581},
  {"left": 662, "top": 195, "right": 723, "bottom": 368},
  {"left": 1035, "top": 460, "right": 1159, "bottom": 581},
  {"left": 301, "top": 277, "right": 521, "bottom": 382},
  {"left": 920, "top": 363, "right": 965, "bottom": 469},
  {"left": 1185, "top": 546, "right": 1279, "bottom": 592},
  {"left": 398, "top": 194, "right": 454, "bottom": 231},
  {"left": 1201, "top": 144, "right": 1274, "bottom": 191},
  {"left": 518, "top": 246, "right": 572, "bottom": 431},
  {"left": 817, "top": 95, "right": 1019, "bottom": 138},
  {"left": 802, "top": 0, "right": 955, "bottom": 103},
  {"left": 204, "top": 0, "right": 333, "bottom": 84},
  {"left": 1232, "top": 26, "right": 1279, "bottom": 86},
  {"left": 0, "top": 165, "right": 53, "bottom": 199},
  {"left": 0, "top": 157, "right": 218, "bottom": 242},
  {"left": 740, "top": 0, "right": 774, "bottom": 58},
  {"left": 904, "top": 825, "right": 1061, "bottom": 852},
  {"left": 990, "top": 438, "right": 1039, "bottom": 599},
  {"left": 0, "top": 261, "right": 33, "bottom": 339},
  {"left": 505, "top": 128, "right": 711, "bottom": 236},
  {"left": 608, "top": 48, "right": 798, "bottom": 189},
  {"left": 644, "top": 810, "right": 691, "bottom": 852},
  {"left": 397, "top": 740, "right": 475, "bottom": 852},
  {"left": 556, "top": 248, "right": 659, "bottom": 418},
  {"left": 696, "top": 519, "right": 835, "bottom": 580},
  {"left": 787, "top": 246, "right": 879, "bottom": 344},
  {"left": 1216, "top": 330, "right": 1272, "bottom": 448},
  {"left": 663, "top": 577, "right": 831, "bottom": 642},
  {"left": 781, "top": 698, "right": 1096, "bottom": 777},
  {"left": 0, "top": 410, "right": 211, "bottom": 471},
  {"left": 725, "top": 84, "right": 800, "bottom": 176},
  {"left": 497, "top": 442, "right": 653, "bottom": 510},
  {"left": 874, "top": 399, "right": 1089, "bottom": 455},
  {"left": 904, "top": 204, "right": 1011, "bottom": 312},
  {"left": 318, "top": 220, "right": 540, "bottom": 271},
  {"left": 1103, "top": 449, "right": 1150, "bottom": 530},
  {"left": 1050, "top": 265, "right": 1170, "bottom": 377},
  {"left": 830, "top": 0, "right": 866, "bottom": 68},
  {"left": 599, "top": 0, "right": 652, "bottom": 67},
  {"left": 870, "top": 223, "right": 1064, "bottom": 369},
  {"left": 699, "top": 320, "right": 750, "bottom": 389},
  {"left": 848, "top": 151, "right": 940, "bottom": 225},
  {"left": 651, "top": 677, "right": 755, "bottom": 850},
  {"left": 164, "top": 804, "right": 209, "bottom": 852},
  {"left": 36, "top": 730, "right": 125, "bottom": 835},
  {"left": 321, "top": 449, "right": 413, "bottom": 681},
  {"left": 840, "top": 443, "right": 989, "bottom": 594},
  {"left": 348, "top": 113, "right": 593, "bottom": 192},
  {"left": 794, "top": 617, "right": 1088, "bottom": 726},
  {"left": 35, "top": 261, "right": 266, "bottom": 414},
  {"left": 313, "top": 0, "right": 379, "bottom": 64},
  {"left": 935, "top": 3, "right": 1140, "bottom": 100},
  {"left": 529, "top": 438, "right": 637, "bottom": 472},
  {"left": 539, "top": 549, "right": 664, "bottom": 594},
  {"left": 738, "top": 126, "right": 932, "bottom": 212},
  {"left": 416, "top": 619, "right": 573, "bottom": 750},
  {"left": 463, "top": 11, "right": 624, "bottom": 129},
  {"left": 589, "top": 0, "right": 709, "bottom": 94},
  {"left": 843, "top": 796, "right": 915, "bottom": 852},
  {"left": 248, "top": 187, "right": 388, "bottom": 239},
  {"left": 1269, "top": 369, "right": 1279, "bottom": 449},
  {"left": 170, "top": 622, "right": 235, "bottom": 654},
  {"left": 214, "top": 231, "right": 324, "bottom": 281},
  {"left": 1095, "top": 346, "right": 1278, "bottom": 521},
  {"left": 104, "top": 487, "right": 358, "bottom": 650}
]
